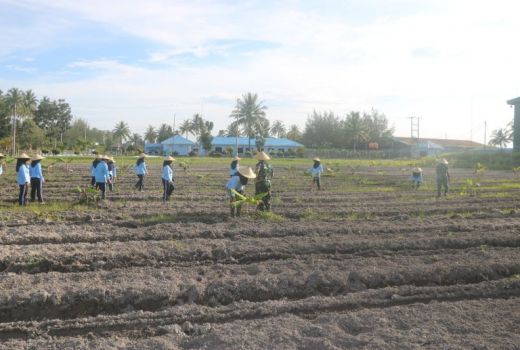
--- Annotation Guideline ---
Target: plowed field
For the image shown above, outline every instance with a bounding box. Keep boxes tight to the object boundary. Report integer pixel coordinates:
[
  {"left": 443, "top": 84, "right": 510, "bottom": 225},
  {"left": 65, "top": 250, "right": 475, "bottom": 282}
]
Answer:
[{"left": 0, "top": 159, "right": 519, "bottom": 349}]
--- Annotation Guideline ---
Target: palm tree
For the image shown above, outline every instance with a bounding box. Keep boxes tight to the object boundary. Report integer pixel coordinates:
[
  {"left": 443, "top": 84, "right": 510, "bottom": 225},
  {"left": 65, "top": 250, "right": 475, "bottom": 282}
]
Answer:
[
  {"left": 286, "top": 124, "right": 302, "bottom": 142},
  {"left": 179, "top": 119, "right": 193, "bottom": 140},
  {"left": 130, "top": 133, "right": 143, "bottom": 149},
  {"left": 5, "top": 88, "right": 38, "bottom": 155},
  {"left": 270, "top": 120, "right": 286, "bottom": 138},
  {"left": 234, "top": 92, "right": 268, "bottom": 152},
  {"left": 112, "top": 121, "right": 131, "bottom": 153},
  {"left": 226, "top": 121, "right": 242, "bottom": 137},
  {"left": 144, "top": 125, "right": 157, "bottom": 143},
  {"left": 489, "top": 128, "right": 510, "bottom": 150},
  {"left": 343, "top": 111, "right": 369, "bottom": 150}
]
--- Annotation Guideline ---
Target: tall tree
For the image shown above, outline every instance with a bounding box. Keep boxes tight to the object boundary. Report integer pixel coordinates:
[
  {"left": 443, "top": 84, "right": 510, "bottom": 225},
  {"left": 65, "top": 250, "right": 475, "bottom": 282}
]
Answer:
[
  {"left": 157, "top": 123, "right": 174, "bottom": 143},
  {"left": 226, "top": 121, "right": 242, "bottom": 137},
  {"left": 234, "top": 92, "right": 268, "bottom": 152},
  {"left": 112, "top": 121, "right": 131, "bottom": 152},
  {"left": 343, "top": 111, "right": 369, "bottom": 150},
  {"left": 270, "top": 120, "right": 287, "bottom": 138},
  {"left": 130, "top": 133, "right": 143, "bottom": 148},
  {"left": 179, "top": 119, "right": 193, "bottom": 139},
  {"left": 5, "top": 88, "right": 28, "bottom": 155},
  {"left": 489, "top": 128, "right": 509, "bottom": 149},
  {"left": 0, "top": 90, "right": 10, "bottom": 139},
  {"left": 303, "top": 111, "right": 341, "bottom": 148},
  {"left": 286, "top": 124, "right": 302, "bottom": 142},
  {"left": 144, "top": 125, "right": 157, "bottom": 143}
]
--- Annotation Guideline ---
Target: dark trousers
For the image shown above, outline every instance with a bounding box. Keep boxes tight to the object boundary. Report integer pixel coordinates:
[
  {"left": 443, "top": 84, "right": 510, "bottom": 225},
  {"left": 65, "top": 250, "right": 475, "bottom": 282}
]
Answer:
[
  {"left": 18, "top": 184, "right": 28, "bottom": 206},
  {"left": 313, "top": 177, "right": 321, "bottom": 190},
  {"left": 437, "top": 177, "right": 449, "bottom": 197},
  {"left": 162, "top": 179, "right": 174, "bottom": 201},
  {"left": 91, "top": 176, "right": 96, "bottom": 186},
  {"left": 30, "top": 178, "right": 43, "bottom": 202},
  {"left": 96, "top": 182, "right": 106, "bottom": 199},
  {"left": 255, "top": 181, "right": 271, "bottom": 211},
  {"left": 135, "top": 175, "right": 144, "bottom": 191},
  {"left": 108, "top": 176, "right": 114, "bottom": 192}
]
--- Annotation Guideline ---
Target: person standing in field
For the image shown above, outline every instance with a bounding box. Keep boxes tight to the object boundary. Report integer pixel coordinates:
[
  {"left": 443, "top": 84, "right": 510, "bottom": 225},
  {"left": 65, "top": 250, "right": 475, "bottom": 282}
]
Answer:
[
  {"left": 0, "top": 153, "right": 5, "bottom": 176},
  {"left": 90, "top": 155, "right": 101, "bottom": 187},
  {"left": 107, "top": 157, "right": 117, "bottom": 192},
  {"left": 436, "top": 158, "right": 450, "bottom": 198},
  {"left": 134, "top": 153, "right": 148, "bottom": 191},
  {"left": 308, "top": 157, "right": 324, "bottom": 190},
  {"left": 255, "top": 151, "right": 274, "bottom": 211},
  {"left": 16, "top": 153, "right": 31, "bottom": 206},
  {"left": 226, "top": 166, "right": 256, "bottom": 217},
  {"left": 29, "top": 154, "right": 45, "bottom": 203},
  {"left": 94, "top": 155, "right": 110, "bottom": 199},
  {"left": 162, "top": 156, "right": 175, "bottom": 202},
  {"left": 229, "top": 156, "right": 240, "bottom": 177},
  {"left": 411, "top": 166, "right": 423, "bottom": 190}
]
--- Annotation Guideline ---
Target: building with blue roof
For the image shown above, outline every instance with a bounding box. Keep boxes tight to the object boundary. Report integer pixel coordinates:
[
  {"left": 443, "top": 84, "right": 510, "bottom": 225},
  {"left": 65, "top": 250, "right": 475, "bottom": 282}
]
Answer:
[{"left": 144, "top": 135, "right": 196, "bottom": 156}]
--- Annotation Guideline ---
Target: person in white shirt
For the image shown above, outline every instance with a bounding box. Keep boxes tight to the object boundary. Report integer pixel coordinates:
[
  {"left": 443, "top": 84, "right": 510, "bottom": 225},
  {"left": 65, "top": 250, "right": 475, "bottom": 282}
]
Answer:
[
  {"left": 225, "top": 166, "right": 256, "bottom": 217},
  {"left": 308, "top": 157, "right": 324, "bottom": 190},
  {"left": 162, "top": 156, "right": 175, "bottom": 201}
]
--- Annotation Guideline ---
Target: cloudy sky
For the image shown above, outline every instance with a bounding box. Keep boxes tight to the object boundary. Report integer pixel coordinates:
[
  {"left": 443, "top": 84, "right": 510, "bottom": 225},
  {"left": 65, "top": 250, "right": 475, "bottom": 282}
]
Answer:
[{"left": 1, "top": 0, "right": 519, "bottom": 141}]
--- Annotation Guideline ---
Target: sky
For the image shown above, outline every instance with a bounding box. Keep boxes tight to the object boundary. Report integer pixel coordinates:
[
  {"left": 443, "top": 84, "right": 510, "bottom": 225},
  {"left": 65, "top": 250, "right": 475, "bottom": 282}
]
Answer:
[{"left": 1, "top": 0, "right": 520, "bottom": 142}]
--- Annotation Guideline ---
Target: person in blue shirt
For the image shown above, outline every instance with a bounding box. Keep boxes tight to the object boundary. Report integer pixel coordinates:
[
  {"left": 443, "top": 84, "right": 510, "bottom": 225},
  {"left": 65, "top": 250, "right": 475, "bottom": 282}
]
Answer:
[
  {"left": 134, "top": 153, "right": 148, "bottom": 191},
  {"left": 29, "top": 154, "right": 45, "bottom": 203},
  {"left": 94, "top": 155, "right": 110, "bottom": 199},
  {"left": 411, "top": 167, "right": 423, "bottom": 190},
  {"left": 16, "top": 153, "right": 31, "bottom": 206},
  {"left": 225, "top": 166, "right": 256, "bottom": 217},
  {"left": 0, "top": 153, "right": 5, "bottom": 176},
  {"left": 229, "top": 156, "right": 240, "bottom": 177},
  {"left": 162, "top": 156, "right": 175, "bottom": 202},
  {"left": 90, "top": 155, "right": 101, "bottom": 187},
  {"left": 307, "top": 157, "right": 324, "bottom": 190},
  {"left": 107, "top": 156, "right": 117, "bottom": 192}
]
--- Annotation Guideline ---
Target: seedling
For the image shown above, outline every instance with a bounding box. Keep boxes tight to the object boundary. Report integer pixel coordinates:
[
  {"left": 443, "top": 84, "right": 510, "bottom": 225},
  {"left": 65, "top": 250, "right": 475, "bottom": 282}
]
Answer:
[
  {"left": 230, "top": 190, "right": 267, "bottom": 208},
  {"left": 75, "top": 186, "right": 101, "bottom": 205},
  {"left": 459, "top": 178, "right": 480, "bottom": 197}
]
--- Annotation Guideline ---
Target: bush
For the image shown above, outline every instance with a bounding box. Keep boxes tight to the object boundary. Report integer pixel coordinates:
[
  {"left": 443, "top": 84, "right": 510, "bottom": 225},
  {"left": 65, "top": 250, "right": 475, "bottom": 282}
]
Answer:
[
  {"left": 188, "top": 151, "right": 198, "bottom": 157},
  {"left": 173, "top": 151, "right": 179, "bottom": 156},
  {"left": 51, "top": 149, "right": 60, "bottom": 155},
  {"left": 209, "top": 151, "right": 224, "bottom": 158},
  {"left": 225, "top": 146, "right": 234, "bottom": 155},
  {"left": 296, "top": 147, "right": 305, "bottom": 158},
  {"left": 41, "top": 149, "right": 49, "bottom": 155}
]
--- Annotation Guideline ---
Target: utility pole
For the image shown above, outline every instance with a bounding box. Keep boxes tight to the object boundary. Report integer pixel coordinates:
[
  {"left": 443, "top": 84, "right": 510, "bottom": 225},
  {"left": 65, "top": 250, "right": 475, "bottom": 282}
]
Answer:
[{"left": 408, "top": 116, "right": 421, "bottom": 157}]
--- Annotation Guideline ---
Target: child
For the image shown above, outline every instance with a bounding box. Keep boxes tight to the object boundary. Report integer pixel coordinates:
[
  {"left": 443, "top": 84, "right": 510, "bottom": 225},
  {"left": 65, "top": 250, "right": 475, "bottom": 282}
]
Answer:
[
  {"left": 107, "top": 156, "right": 117, "bottom": 192},
  {"left": 16, "top": 153, "right": 31, "bottom": 206},
  {"left": 411, "top": 167, "right": 423, "bottom": 190},
  {"left": 29, "top": 154, "right": 45, "bottom": 203},
  {"left": 0, "top": 153, "right": 4, "bottom": 176},
  {"left": 134, "top": 153, "right": 148, "bottom": 191},
  {"left": 94, "top": 155, "right": 110, "bottom": 199},
  {"left": 255, "top": 151, "right": 274, "bottom": 211},
  {"left": 226, "top": 166, "right": 256, "bottom": 217},
  {"left": 229, "top": 156, "right": 240, "bottom": 177},
  {"left": 90, "top": 155, "right": 101, "bottom": 187},
  {"left": 308, "top": 157, "right": 324, "bottom": 190},
  {"left": 162, "top": 156, "right": 175, "bottom": 201}
]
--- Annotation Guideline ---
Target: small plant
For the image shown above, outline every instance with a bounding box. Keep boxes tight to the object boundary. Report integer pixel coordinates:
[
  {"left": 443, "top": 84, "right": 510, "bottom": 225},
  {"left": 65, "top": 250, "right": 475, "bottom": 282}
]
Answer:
[
  {"left": 459, "top": 178, "right": 480, "bottom": 197},
  {"left": 75, "top": 186, "right": 101, "bottom": 205},
  {"left": 256, "top": 211, "right": 284, "bottom": 222},
  {"left": 178, "top": 159, "right": 191, "bottom": 172},
  {"left": 230, "top": 190, "right": 267, "bottom": 209}
]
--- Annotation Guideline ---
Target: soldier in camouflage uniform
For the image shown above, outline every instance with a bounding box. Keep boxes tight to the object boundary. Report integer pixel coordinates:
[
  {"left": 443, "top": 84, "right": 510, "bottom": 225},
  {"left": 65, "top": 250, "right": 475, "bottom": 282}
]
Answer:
[
  {"left": 436, "top": 158, "right": 450, "bottom": 198},
  {"left": 255, "top": 151, "right": 274, "bottom": 211}
]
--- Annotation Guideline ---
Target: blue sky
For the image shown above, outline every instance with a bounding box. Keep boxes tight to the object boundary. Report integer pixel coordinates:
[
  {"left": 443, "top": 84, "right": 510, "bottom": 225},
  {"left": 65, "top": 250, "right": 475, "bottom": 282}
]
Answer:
[{"left": 1, "top": 0, "right": 520, "bottom": 141}]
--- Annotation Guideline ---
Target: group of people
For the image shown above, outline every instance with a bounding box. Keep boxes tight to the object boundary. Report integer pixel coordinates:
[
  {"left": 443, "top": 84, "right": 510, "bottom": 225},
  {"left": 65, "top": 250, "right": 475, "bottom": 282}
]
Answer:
[
  {"left": 0, "top": 152, "right": 46, "bottom": 206},
  {"left": 410, "top": 158, "right": 450, "bottom": 198}
]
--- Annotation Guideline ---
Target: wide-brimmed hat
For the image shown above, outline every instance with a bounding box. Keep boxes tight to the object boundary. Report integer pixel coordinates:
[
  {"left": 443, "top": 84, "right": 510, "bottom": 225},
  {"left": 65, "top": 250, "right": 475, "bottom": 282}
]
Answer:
[
  {"left": 313, "top": 157, "right": 321, "bottom": 162},
  {"left": 256, "top": 151, "right": 270, "bottom": 161},
  {"left": 138, "top": 153, "right": 147, "bottom": 159},
  {"left": 107, "top": 156, "right": 115, "bottom": 162},
  {"left": 412, "top": 167, "right": 422, "bottom": 173},
  {"left": 100, "top": 154, "right": 110, "bottom": 160},
  {"left": 438, "top": 158, "right": 448, "bottom": 165},
  {"left": 164, "top": 156, "right": 176, "bottom": 162},
  {"left": 32, "top": 154, "right": 45, "bottom": 161},
  {"left": 0, "top": 153, "right": 5, "bottom": 158},
  {"left": 95, "top": 154, "right": 102, "bottom": 159},
  {"left": 17, "top": 153, "right": 30, "bottom": 159},
  {"left": 233, "top": 156, "right": 241, "bottom": 161},
  {"left": 238, "top": 166, "right": 257, "bottom": 179}
]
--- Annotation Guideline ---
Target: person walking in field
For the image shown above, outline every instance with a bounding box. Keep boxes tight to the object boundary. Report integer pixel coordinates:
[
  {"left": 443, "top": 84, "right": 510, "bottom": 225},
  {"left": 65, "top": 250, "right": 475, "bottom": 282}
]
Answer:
[
  {"left": 16, "top": 153, "right": 31, "bottom": 206},
  {"left": 162, "top": 156, "right": 175, "bottom": 202},
  {"left": 134, "top": 153, "right": 148, "bottom": 191},
  {"left": 29, "top": 154, "right": 45, "bottom": 203},
  {"left": 411, "top": 166, "right": 423, "bottom": 190},
  {"left": 90, "top": 155, "right": 101, "bottom": 187},
  {"left": 107, "top": 157, "right": 117, "bottom": 192},
  {"left": 0, "top": 153, "right": 5, "bottom": 176},
  {"left": 308, "top": 157, "right": 324, "bottom": 190},
  {"left": 255, "top": 151, "right": 274, "bottom": 211},
  {"left": 94, "top": 155, "right": 110, "bottom": 200},
  {"left": 436, "top": 158, "right": 450, "bottom": 198},
  {"left": 226, "top": 166, "right": 256, "bottom": 217},
  {"left": 229, "top": 156, "right": 240, "bottom": 177}
]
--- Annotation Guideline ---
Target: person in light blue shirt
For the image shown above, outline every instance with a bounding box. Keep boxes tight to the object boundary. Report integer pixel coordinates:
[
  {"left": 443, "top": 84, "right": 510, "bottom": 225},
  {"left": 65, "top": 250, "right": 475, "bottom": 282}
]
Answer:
[
  {"left": 90, "top": 155, "right": 101, "bottom": 187},
  {"left": 94, "top": 155, "right": 110, "bottom": 199},
  {"left": 307, "top": 157, "right": 324, "bottom": 190},
  {"left": 107, "top": 157, "right": 117, "bottom": 192},
  {"left": 229, "top": 156, "right": 240, "bottom": 177},
  {"left": 30, "top": 154, "right": 45, "bottom": 203},
  {"left": 162, "top": 156, "right": 175, "bottom": 201},
  {"left": 411, "top": 167, "right": 423, "bottom": 190},
  {"left": 0, "top": 153, "right": 5, "bottom": 176},
  {"left": 134, "top": 153, "right": 148, "bottom": 191},
  {"left": 16, "top": 153, "right": 31, "bottom": 206},
  {"left": 225, "top": 166, "right": 256, "bottom": 217}
]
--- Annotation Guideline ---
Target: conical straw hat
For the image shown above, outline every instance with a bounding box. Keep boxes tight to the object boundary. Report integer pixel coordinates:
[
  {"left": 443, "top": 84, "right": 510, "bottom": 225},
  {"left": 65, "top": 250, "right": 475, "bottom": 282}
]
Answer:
[
  {"left": 233, "top": 156, "right": 241, "bottom": 161},
  {"left": 256, "top": 151, "right": 270, "bottom": 161},
  {"left": 0, "top": 153, "right": 5, "bottom": 158},
  {"left": 17, "top": 153, "right": 30, "bottom": 159},
  {"left": 164, "top": 156, "right": 176, "bottom": 162},
  {"left": 313, "top": 157, "right": 321, "bottom": 162},
  {"left": 32, "top": 154, "right": 45, "bottom": 160},
  {"left": 238, "top": 166, "right": 257, "bottom": 179},
  {"left": 138, "top": 153, "right": 147, "bottom": 159}
]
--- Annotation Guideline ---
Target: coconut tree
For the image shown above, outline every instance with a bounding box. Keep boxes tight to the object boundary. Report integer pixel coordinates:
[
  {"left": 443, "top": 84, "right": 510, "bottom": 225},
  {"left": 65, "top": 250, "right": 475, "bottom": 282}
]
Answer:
[
  {"left": 5, "top": 88, "right": 37, "bottom": 155},
  {"left": 234, "top": 92, "right": 268, "bottom": 152},
  {"left": 226, "top": 121, "right": 242, "bottom": 137},
  {"left": 343, "top": 111, "right": 369, "bottom": 150},
  {"left": 179, "top": 119, "right": 193, "bottom": 140},
  {"left": 130, "top": 133, "right": 143, "bottom": 149},
  {"left": 144, "top": 125, "right": 157, "bottom": 143},
  {"left": 489, "top": 128, "right": 510, "bottom": 150},
  {"left": 270, "top": 120, "right": 286, "bottom": 138},
  {"left": 286, "top": 124, "right": 302, "bottom": 142},
  {"left": 112, "top": 121, "right": 131, "bottom": 153}
]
